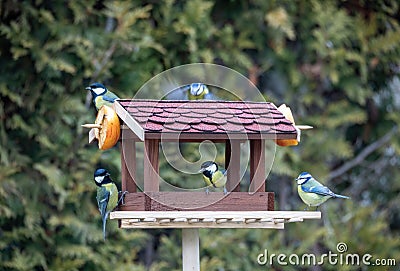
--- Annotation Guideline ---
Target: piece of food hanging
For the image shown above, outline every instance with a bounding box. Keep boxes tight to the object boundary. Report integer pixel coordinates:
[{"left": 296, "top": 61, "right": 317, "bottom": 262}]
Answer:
[{"left": 275, "top": 104, "right": 313, "bottom": 146}]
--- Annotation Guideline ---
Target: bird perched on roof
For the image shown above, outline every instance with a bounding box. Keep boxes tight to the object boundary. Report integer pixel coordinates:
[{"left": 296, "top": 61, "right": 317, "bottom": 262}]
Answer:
[
  {"left": 199, "top": 161, "right": 227, "bottom": 194},
  {"left": 296, "top": 172, "right": 350, "bottom": 210},
  {"left": 86, "top": 82, "right": 119, "bottom": 110},
  {"left": 93, "top": 168, "right": 119, "bottom": 240},
  {"left": 166, "top": 83, "right": 215, "bottom": 100},
  {"left": 187, "top": 83, "right": 210, "bottom": 100}
]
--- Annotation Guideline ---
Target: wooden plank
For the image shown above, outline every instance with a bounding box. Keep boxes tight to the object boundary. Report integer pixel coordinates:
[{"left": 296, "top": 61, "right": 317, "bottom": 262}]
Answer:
[
  {"left": 120, "top": 127, "right": 248, "bottom": 143},
  {"left": 111, "top": 210, "right": 322, "bottom": 220},
  {"left": 182, "top": 228, "right": 200, "bottom": 271},
  {"left": 144, "top": 139, "right": 159, "bottom": 191},
  {"left": 267, "top": 192, "right": 274, "bottom": 211},
  {"left": 111, "top": 210, "right": 320, "bottom": 229},
  {"left": 120, "top": 140, "right": 137, "bottom": 193},
  {"left": 225, "top": 140, "right": 241, "bottom": 192},
  {"left": 119, "top": 192, "right": 146, "bottom": 211},
  {"left": 114, "top": 100, "right": 145, "bottom": 141},
  {"left": 88, "top": 128, "right": 96, "bottom": 144},
  {"left": 119, "top": 220, "right": 285, "bottom": 229},
  {"left": 118, "top": 192, "right": 274, "bottom": 211},
  {"left": 249, "top": 139, "right": 266, "bottom": 192}
]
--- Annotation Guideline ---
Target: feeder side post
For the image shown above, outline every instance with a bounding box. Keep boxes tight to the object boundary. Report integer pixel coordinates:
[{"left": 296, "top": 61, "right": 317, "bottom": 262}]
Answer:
[
  {"left": 225, "top": 139, "right": 241, "bottom": 192},
  {"left": 249, "top": 139, "right": 266, "bottom": 192},
  {"left": 144, "top": 139, "right": 160, "bottom": 191},
  {"left": 121, "top": 139, "right": 136, "bottom": 192}
]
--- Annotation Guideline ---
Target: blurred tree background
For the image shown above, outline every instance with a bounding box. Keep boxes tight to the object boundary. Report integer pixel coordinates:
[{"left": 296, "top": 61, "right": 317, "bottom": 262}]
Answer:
[{"left": 1, "top": 0, "right": 399, "bottom": 270}]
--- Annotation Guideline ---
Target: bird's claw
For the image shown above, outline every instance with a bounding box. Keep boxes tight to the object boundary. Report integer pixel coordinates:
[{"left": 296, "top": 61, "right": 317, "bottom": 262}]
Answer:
[
  {"left": 118, "top": 191, "right": 129, "bottom": 206},
  {"left": 223, "top": 187, "right": 228, "bottom": 195}
]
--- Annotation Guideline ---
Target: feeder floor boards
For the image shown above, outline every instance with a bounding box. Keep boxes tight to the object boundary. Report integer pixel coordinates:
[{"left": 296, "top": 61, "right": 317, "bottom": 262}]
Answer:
[{"left": 110, "top": 211, "right": 321, "bottom": 229}]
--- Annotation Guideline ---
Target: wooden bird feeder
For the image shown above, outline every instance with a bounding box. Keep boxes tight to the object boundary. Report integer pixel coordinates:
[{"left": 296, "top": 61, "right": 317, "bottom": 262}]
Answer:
[{"left": 86, "top": 99, "right": 320, "bottom": 270}]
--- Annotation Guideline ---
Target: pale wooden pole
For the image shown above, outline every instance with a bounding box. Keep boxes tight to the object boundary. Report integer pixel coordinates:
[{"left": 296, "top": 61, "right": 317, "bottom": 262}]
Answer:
[{"left": 182, "top": 228, "right": 200, "bottom": 271}]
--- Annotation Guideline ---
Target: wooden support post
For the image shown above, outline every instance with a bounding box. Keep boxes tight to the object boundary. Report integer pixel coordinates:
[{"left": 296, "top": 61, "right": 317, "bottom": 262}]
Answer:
[
  {"left": 225, "top": 140, "right": 241, "bottom": 192},
  {"left": 182, "top": 228, "right": 200, "bottom": 271},
  {"left": 121, "top": 140, "right": 137, "bottom": 193},
  {"left": 249, "top": 139, "right": 266, "bottom": 192},
  {"left": 144, "top": 139, "right": 159, "bottom": 191}
]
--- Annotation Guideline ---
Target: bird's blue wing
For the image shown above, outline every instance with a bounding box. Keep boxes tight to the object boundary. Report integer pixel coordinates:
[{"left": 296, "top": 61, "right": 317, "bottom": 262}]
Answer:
[
  {"left": 103, "top": 92, "right": 119, "bottom": 102},
  {"left": 203, "top": 92, "right": 220, "bottom": 100},
  {"left": 221, "top": 169, "right": 227, "bottom": 176},
  {"left": 102, "top": 95, "right": 116, "bottom": 102},
  {"left": 182, "top": 85, "right": 191, "bottom": 91},
  {"left": 175, "top": 84, "right": 190, "bottom": 93},
  {"left": 301, "top": 185, "right": 335, "bottom": 197},
  {"left": 97, "top": 188, "right": 110, "bottom": 220}
]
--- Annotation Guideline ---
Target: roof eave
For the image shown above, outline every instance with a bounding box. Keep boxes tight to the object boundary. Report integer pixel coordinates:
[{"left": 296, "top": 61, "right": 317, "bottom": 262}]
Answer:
[{"left": 114, "top": 99, "right": 145, "bottom": 141}]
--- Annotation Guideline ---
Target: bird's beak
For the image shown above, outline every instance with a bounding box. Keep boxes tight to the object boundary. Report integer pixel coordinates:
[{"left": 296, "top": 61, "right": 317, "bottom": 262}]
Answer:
[
  {"left": 85, "top": 87, "right": 91, "bottom": 91},
  {"left": 198, "top": 168, "right": 205, "bottom": 173}
]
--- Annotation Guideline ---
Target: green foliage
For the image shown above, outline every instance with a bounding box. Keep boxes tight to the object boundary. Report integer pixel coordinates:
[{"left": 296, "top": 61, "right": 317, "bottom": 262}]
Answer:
[{"left": 1, "top": 0, "right": 399, "bottom": 270}]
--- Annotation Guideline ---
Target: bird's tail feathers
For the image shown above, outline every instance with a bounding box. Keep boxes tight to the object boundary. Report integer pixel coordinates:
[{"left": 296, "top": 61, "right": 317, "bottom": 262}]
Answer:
[
  {"left": 102, "top": 212, "right": 110, "bottom": 241},
  {"left": 334, "top": 194, "right": 350, "bottom": 199}
]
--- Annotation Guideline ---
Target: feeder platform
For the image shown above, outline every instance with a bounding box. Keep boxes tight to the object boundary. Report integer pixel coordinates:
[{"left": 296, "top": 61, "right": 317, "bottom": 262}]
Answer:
[{"left": 111, "top": 210, "right": 321, "bottom": 229}]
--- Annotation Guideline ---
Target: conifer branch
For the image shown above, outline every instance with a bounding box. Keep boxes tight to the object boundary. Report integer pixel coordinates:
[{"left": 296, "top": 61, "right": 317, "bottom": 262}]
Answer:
[{"left": 327, "top": 125, "right": 398, "bottom": 182}]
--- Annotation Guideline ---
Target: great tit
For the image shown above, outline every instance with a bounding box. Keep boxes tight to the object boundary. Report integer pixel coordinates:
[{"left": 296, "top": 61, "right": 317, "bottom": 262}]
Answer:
[
  {"left": 296, "top": 172, "right": 350, "bottom": 210},
  {"left": 199, "top": 161, "right": 227, "bottom": 194},
  {"left": 86, "top": 82, "right": 119, "bottom": 110},
  {"left": 94, "top": 168, "right": 119, "bottom": 240}
]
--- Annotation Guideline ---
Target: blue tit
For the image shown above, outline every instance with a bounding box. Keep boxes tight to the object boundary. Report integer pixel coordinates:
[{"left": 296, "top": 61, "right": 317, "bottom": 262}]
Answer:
[
  {"left": 187, "top": 83, "right": 210, "bottom": 100},
  {"left": 296, "top": 172, "right": 350, "bottom": 210},
  {"left": 86, "top": 82, "right": 119, "bottom": 110},
  {"left": 94, "top": 168, "right": 119, "bottom": 240},
  {"left": 199, "top": 161, "right": 227, "bottom": 194}
]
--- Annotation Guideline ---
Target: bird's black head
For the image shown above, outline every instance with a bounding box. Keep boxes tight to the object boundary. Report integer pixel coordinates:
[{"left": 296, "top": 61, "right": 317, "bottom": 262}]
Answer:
[
  {"left": 94, "top": 168, "right": 112, "bottom": 187},
  {"left": 199, "top": 161, "right": 218, "bottom": 179},
  {"left": 85, "top": 82, "right": 107, "bottom": 97}
]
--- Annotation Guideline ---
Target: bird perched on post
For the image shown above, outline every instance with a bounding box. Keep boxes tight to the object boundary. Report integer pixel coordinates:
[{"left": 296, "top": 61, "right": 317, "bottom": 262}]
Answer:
[
  {"left": 86, "top": 82, "right": 119, "bottom": 110},
  {"left": 199, "top": 161, "right": 227, "bottom": 194},
  {"left": 93, "top": 168, "right": 119, "bottom": 240},
  {"left": 296, "top": 172, "right": 350, "bottom": 210}
]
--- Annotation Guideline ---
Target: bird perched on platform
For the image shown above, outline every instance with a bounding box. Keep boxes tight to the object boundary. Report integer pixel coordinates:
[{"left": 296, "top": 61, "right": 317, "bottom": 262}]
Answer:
[
  {"left": 86, "top": 82, "right": 119, "bottom": 110},
  {"left": 199, "top": 161, "right": 227, "bottom": 194},
  {"left": 94, "top": 168, "right": 119, "bottom": 240},
  {"left": 296, "top": 172, "right": 350, "bottom": 210}
]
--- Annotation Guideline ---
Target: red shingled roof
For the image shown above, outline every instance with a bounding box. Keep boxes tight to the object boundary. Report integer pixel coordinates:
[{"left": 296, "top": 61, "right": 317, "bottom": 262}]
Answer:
[{"left": 115, "top": 99, "right": 297, "bottom": 140}]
